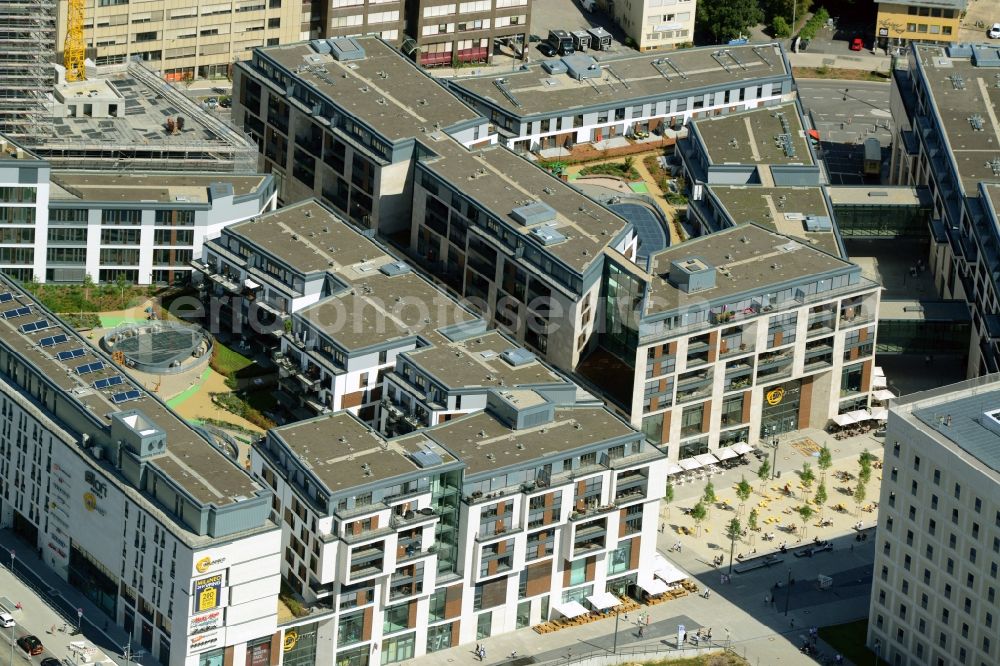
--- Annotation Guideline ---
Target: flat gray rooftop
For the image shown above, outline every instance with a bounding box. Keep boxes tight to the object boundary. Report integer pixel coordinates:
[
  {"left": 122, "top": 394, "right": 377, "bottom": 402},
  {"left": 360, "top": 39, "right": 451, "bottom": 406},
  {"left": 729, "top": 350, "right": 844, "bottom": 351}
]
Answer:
[
  {"left": 403, "top": 331, "right": 566, "bottom": 391},
  {"left": 914, "top": 44, "right": 1000, "bottom": 193},
  {"left": 255, "top": 38, "right": 481, "bottom": 142},
  {"left": 227, "top": 200, "right": 389, "bottom": 276},
  {"left": 450, "top": 43, "right": 788, "bottom": 117},
  {"left": 644, "top": 224, "right": 855, "bottom": 316},
  {"left": 298, "top": 271, "right": 479, "bottom": 350},
  {"left": 271, "top": 413, "right": 457, "bottom": 494},
  {"left": 910, "top": 383, "right": 1000, "bottom": 475},
  {"left": 709, "top": 185, "right": 841, "bottom": 256},
  {"left": 49, "top": 172, "right": 267, "bottom": 203},
  {"left": 426, "top": 405, "right": 637, "bottom": 477},
  {"left": 0, "top": 279, "right": 263, "bottom": 509},
  {"left": 825, "top": 185, "right": 930, "bottom": 207},
  {"left": 696, "top": 103, "right": 812, "bottom": 166},
  {"left": 425, "top": 141, "right": 628, "bottom": 274},
  {"left": 0, "top": 135, "right": 39, "bottom": 161}
]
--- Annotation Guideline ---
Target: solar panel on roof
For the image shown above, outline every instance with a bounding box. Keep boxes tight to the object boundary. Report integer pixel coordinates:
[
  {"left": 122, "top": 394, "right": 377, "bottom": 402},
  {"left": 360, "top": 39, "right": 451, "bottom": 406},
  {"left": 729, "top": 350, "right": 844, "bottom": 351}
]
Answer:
[
  {"left": 57, "top": 348, "right": 85, "bottom": 361},
  {"left": 40, "top": 334, "right": 68, "bottom": 348},
  {"left": 20, "top": 319, "right": 50, "bottom": 334},
  {"left": 111, "top": 390, "right": 141, "bottom": 404},
  {"left": 3, "top": 306, "right": 29, "bottom": 319},
  {"left": 0, "top": 293, "right": 13, "bottom": 303},
  {"left": 76, "top": 361, "right": 105, "bottom": 375},
  {"left": 93, "top": 376, "right": 124, "bottom": 390}
]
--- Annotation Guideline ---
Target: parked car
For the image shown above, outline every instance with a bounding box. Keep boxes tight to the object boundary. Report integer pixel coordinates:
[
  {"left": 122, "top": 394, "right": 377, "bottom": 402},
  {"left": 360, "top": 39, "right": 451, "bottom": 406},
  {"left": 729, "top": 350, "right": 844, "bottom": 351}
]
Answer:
[
  {"left": 17, "top": 635, "right": 43, "bottom": 656},
  {"left": 219, "top": 97, "right": 232, "bottom": 109},
  {"left": 528, "top": 34, "right": 541, "bottom": 43},
  {"left": 989, "top": 23, "right": 1000, "bottom": 39},
  {"left": 0, "top": 612, "right": 14, "bottom": 628},
  {"left": 205, "top": 97, "right": 219, "bottom": 109},
  {"left": 850, "top": 37, "right": 864, "bottom": 51},
  {"left": 41, "top": 659, "right": 61, "bottom": 666},
  {"left": 798, "top": 38, "right": 810, "bottom": 52}
]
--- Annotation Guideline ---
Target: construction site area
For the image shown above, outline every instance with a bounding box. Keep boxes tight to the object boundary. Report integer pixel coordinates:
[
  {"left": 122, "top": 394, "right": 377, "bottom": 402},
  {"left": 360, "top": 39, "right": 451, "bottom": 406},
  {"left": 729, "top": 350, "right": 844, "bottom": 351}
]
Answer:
[{"left": 0, "top": 0, "right": 257, "bottom": 172}]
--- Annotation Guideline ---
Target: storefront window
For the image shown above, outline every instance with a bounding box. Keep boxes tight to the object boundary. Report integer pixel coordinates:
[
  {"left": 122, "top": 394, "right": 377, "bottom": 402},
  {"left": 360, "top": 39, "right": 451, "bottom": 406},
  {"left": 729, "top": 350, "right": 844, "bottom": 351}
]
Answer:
[
  {"left": 607, "top": 541, "right": 632, "bottom": 575},
  {"left": 199, "top": 649, "right": 224, "bottom": 666},
  {"left": 246, "top": 637, "right": 271, "bottom": 666},
  {"left": 283, "top": 623, "right": 318, "bottom": 666}
]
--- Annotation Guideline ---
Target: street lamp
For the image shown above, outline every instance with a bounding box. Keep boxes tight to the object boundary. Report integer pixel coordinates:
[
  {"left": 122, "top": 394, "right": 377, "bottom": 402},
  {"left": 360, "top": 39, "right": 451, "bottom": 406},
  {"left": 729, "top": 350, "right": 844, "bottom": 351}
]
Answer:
[
  {"left": 783, "top": 568, "right": 793, "bottom": 616},
  {"left": 612, "top": 607, "right": 621, "bottom": 653},
  {"left": 770, "top": 432, "right": 780, "bottom": 480},
  {"left": 77, "top": 607, "right": 83, "bottom": 633},
  {"left": 873, "top": 640, "right": 881, "bottom": 665}
]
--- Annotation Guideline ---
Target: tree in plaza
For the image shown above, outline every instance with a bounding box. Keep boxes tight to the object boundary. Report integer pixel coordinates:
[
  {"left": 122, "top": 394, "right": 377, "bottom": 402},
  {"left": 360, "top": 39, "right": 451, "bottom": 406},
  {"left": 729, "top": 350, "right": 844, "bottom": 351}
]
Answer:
[
  {"left": 725, "top": 517, "right": 743, "bottom": 574},
  {"left": 736, "top": 477, "right": 753, "bottom": 516},
  {"left": 796, "top": 504, "right": 815, "bottom": 542},
  {"left": 800, "top": 463, "right": 816, "bottom": 499},
  {"left": 747, "top": 508, "right": 759, "bottom": 547},
  {"left": 696, "top": 0, "right": 765, "bottom": 43},
  {"left": 703, "top": 480, "right": 717, "bottom": 511},
  {"left": 664, "top": 482, "right": 675, "bottom": 517},
  {"left": 690, "top": 501, "right": 708, "bottom": 536},
  {"left": 757, "top": 459, "right": 771, "bottom": 493},
  {"left": 814, "top": 482, "right": 828, "bottom": 518},
  {"left": 858, "top": 461, "right": 872, "bottom": 488},
  {"left": 817, "top": 445, "right": 833, "bottom": 482},
  {"left": 853, "top": 482, "right": 867, "bottom": 517}
]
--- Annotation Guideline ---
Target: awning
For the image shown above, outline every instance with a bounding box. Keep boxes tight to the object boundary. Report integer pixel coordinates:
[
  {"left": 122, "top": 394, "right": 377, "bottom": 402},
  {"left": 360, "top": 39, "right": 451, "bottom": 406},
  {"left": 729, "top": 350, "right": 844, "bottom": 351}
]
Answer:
[
  {"left": 873, "top": 389, "right": 895, "bottom": 401},
  {"left": 637, "top": 578, "right": 669, "bottom": 596},
  {"left": 870, "top": 407, "right": 889, "bottom": 421},
  {"left": 554, "top": 601, "right": 589, "bottom": 618},
  {"left": 678, "top": 458, "right": 701, "bottom": 471},
  {"left": 833, "top": 413, "right": 856, "bottom": 427},
  {"left": 873, "top": 366, "right": 885, "bottom": 378},
  {"left": 693, "top": 453, "right": 718, "bottom": 467},
  {"left": 587, "top": 591, "right": 621, "bottom": 610},
  {"left": 244, "top": 278, "right": 261, "bottom": 290},
  {"left": 872, "top": 376, "right": 888, "bottom": 389},
  {"left": 848, "top": 409, "right": 872, "bottom": 422},
  {"left": 715, "top": 447, "right": 737, "bottom": 460},
  {"left": 807, "top": 129, "right": 820, "bottom": 140},
  {"left": 732, "top": 442, "right": 754, "bottom": 455},
  {"left": 666, "top": 463, "right": 684, "bottom": 475},
  {"left": 653, "top": 554, "right": 688, "bottom": 583}
]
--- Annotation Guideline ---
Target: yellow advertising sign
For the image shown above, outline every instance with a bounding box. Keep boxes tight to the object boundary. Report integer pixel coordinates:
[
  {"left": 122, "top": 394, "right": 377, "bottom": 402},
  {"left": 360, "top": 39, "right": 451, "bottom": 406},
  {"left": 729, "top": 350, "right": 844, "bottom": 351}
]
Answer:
[
  {"left": 283, "top": 630, "right": 298, "bottom": 652},
  {"left": 765, "top": 387, "right": 785, "bottom": 406},
  {"left": 194, "top": 574, "right": 223, "bottom": 612}
]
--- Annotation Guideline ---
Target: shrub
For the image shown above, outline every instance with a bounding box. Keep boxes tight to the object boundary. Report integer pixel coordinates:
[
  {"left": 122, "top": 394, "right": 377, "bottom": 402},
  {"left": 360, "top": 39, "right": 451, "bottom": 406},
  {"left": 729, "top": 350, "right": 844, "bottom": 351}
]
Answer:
[
  {"left": 773, "top": 16, "right": 792, "bottom": 38},
  {"left": 799, "top": 8, "right": 829, "bottom": 42},
  {"left": 212, "top": 392, "right": 276, "bottom": 430}
]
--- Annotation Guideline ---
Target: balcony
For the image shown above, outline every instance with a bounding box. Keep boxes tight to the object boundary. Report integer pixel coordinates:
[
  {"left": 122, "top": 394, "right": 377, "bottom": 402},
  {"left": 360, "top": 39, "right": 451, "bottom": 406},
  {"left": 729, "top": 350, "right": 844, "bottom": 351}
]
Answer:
[{"left": 569, "top": 503, "right": 617, "bottom": 521}]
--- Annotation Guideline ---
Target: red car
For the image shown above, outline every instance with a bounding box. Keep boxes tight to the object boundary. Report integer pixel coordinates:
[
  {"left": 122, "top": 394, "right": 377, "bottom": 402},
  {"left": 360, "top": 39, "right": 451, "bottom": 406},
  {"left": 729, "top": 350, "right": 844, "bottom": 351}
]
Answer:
[
  {"left": 17, "top": 635, "right": 43, "bottom": 656},
  {"left": 850, "top": 37, "right": 864, "bottom": 51}
]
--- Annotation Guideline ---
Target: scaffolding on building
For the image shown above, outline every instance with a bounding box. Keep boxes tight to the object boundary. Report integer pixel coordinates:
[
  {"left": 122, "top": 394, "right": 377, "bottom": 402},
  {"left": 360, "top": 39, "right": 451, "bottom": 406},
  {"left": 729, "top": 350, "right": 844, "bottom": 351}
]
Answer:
[{"left": 0, "top": 0, "right": 56, "bottom": 141}]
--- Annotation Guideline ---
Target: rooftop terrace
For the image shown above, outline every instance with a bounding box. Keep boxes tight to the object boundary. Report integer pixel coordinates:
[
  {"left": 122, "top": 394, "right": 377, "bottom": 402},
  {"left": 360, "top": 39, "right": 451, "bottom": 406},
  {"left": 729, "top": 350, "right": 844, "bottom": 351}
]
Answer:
[
  {"left": 708, "top": 185, "right": 841, "bottom": 257},
  {"left": 0, "top": 277, "right": 264, "bottom": 511},
  {"left": 252, "top": 37, "right": 482, "bottom": 143},
  {"left": 49, "top": 172, "right": 268, "bottom": 203},
  {"left": 913, "top": 44, "right": 1000, "bottom": 192},
  {"left": 696, "top": 103, "right": 811, "bottom": 166},
  {"left": 449, "top": 43, "right": 789, "bottom": 117}
]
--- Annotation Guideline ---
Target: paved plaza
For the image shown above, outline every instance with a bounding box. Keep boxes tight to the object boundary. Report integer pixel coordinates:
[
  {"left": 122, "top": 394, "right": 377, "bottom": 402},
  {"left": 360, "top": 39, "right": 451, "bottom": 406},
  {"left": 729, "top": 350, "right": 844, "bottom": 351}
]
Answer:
[{"left": 411, "top": 429, "right": 883, "bottom": 666}]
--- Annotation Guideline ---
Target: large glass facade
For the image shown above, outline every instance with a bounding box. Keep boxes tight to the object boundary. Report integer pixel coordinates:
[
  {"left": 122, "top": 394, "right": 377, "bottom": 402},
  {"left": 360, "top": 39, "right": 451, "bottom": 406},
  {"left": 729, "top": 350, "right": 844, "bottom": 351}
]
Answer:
[
  {"left": 759, "top": 380, "right": 802, "bottom": 437},
  {"left": 602, "top": 261, "right": 643, "bottom": 362},
  {"left": 833, "top": 201, "right": 931, "bottom": 237},
  {"left": 433, "top": 470, "right": 462, "bottom": 575},
  {"left": 283, "top": 623, "right": 318, "bottom": 666}
]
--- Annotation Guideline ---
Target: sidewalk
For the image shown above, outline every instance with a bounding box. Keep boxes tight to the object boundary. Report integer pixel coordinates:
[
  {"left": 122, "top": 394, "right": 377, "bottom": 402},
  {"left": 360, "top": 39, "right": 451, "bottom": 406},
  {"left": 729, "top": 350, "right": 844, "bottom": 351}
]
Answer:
[{"left": 787, "top": 52, "right": 894, "bottom": 72}]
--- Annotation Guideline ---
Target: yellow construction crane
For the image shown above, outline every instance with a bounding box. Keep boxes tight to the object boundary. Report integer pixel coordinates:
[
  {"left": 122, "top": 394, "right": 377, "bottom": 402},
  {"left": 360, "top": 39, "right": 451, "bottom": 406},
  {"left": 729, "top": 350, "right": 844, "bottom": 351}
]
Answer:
[{"left": 64, "top": 0, "right": 86, "bottom": 82}]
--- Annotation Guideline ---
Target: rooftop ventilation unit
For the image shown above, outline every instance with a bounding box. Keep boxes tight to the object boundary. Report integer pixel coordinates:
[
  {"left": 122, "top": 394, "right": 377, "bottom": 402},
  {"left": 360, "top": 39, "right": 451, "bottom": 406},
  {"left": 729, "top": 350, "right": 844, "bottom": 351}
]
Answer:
[
  {"left": 804, "top": 216, "right": 833, "bottom": 232},
  {"left": 542, "top": 59, "right": 568, "bottom": 75},
  {"left": 529, "top": 226, "right": 567, "bottom": 246},
  {"left": 379, "top": 261, "right": 412, "bottom": 276},
  {"left": 410, "top": 447, "right": 443, "bottom": 468},
  {"left": 329, "top": 37, "right": 365, "bottom": 61},
  {"left": 511, "top": 201, "right": 557, "bottom": 226},
  {"left": 501, "top": 348, "right": 536, "bottom": 367},
  {"left": 669, "top": 257, "right": 716, "bottom": 293}
]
